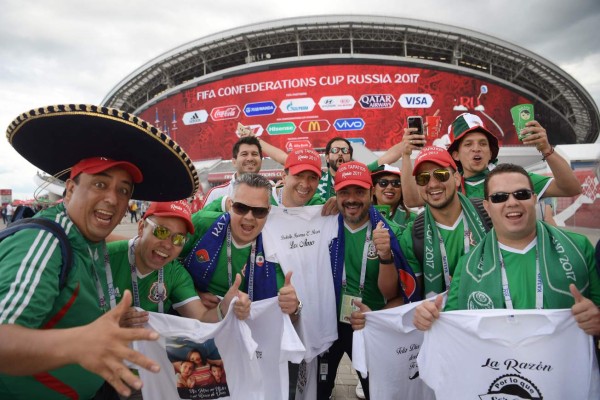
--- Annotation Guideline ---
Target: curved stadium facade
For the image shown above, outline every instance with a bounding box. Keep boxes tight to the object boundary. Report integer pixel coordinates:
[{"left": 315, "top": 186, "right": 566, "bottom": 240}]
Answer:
[{"left": 101, "top": 15, "right": 598, "bottom": 188}]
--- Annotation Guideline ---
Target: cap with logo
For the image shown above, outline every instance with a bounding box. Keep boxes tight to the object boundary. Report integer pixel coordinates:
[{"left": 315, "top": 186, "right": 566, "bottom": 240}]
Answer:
[
  {"left": 413, "top": 146, "right": 458, "bottom": 175},
  {"left": 6, "top": 104, "right": 199, "bottom": 201},
  {"left": 70, "top": 157, "right": 143, "bottom": 183},
  {"left": 334, "top": 161, "right": 372, "bottom": 191},
  {"left": 143, "top": 200, "right": 195, "bottom": 234},
  {"left": 447, "top": 113, "right": 499, "bottom": 161},
  {"left": 284, "top": 148, "right": 322, "bottom": 178},
  {"left": 371, "top": 164, "right": 401, "bottom": 182}
]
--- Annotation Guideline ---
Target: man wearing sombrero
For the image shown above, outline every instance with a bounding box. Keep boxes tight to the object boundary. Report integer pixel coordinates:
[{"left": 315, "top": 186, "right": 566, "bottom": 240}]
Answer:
[
  {"left": 0, "top": 104, "right": 199, "bottom": 399},
  {"left": 401, "top": 113, "right": 581, "bottom": 206}
]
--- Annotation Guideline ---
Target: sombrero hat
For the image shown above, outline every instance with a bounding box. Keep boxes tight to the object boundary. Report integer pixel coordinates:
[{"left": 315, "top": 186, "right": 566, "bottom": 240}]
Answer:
[
  {"left": 447, "top": 113, "right": 499, "bottom": 162},
  {"left": 6, "top": 104, "right": 199, "bottom": 201}
]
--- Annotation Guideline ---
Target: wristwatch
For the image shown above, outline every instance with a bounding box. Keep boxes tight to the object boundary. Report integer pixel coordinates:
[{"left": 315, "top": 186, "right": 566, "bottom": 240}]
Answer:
[
  {"left": 293, "top": 300, "right": 303, "bottom": 316},
  {"left": 378, "top": 253, "right": 394, "bottom": 264}
]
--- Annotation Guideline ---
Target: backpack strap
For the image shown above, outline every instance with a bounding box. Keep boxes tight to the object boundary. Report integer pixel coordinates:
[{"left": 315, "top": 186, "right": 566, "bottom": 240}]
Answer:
[
  {"left": 0, "top": 218, "right": 73, "bottom": 290},
  {"left": 411, "top": 198, "right": 492, "bottom": 267}
]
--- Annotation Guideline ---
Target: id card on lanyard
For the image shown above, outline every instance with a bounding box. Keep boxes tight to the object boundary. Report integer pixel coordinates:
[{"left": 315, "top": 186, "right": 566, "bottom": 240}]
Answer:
[
  {"left": 339, "top": 223, "right": 371, "bottom": 324},
  {"left": 88, "top": 243, "right": 117, "bottom": 313}
]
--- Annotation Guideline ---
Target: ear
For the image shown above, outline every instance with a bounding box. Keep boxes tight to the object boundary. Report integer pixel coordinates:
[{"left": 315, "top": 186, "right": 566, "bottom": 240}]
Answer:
[
  {"left": 483, "top": 199, "right": 490, "bottom": 214},
  {"left": 137, "top": 219, "right": 145, "bottom": 237},
  {"left": 226, "top": 196, "right": 233, "bottom": 212},
  {"left": 451, "top": 150, "right": 459, "bottom": 161},
  {"left": 64, "top": 179, "right": 76, "bottom": 204},
  {"left": 453, "top": 171, "right": 461, "bottom": 188}
]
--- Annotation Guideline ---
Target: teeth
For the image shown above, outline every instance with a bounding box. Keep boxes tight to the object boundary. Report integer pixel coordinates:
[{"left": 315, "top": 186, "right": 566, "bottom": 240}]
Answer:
[
  {"left": 97, "top": 209, "right": 112, "bottom": 216},
  {"left": 155, "top": 250, "right": 168, "bottom": 258},
  {"left": 429, "top": 190, "right": 443, "bottom": 195},
  {"left": 507, "top": 212, "right": 522, "bottom": 217}
]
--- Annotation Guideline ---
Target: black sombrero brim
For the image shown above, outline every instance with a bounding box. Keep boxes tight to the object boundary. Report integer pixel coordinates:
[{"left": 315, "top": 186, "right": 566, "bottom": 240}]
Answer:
[{"left": 6, "top": 104, "right": 198, "bottom": 201}]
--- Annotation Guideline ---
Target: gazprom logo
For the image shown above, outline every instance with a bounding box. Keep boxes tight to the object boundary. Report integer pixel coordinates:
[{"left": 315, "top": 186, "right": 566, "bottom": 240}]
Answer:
[
  {"left": 243, "top": 101, "right": 276, "bottom": 117},
  {"left": 334, "top": 118, "right": 365, "bottom": 131},
  {"left": 182, "top": 110, "right": 209, "bottom": 125},
  {"left": 279, "top": 98, "right": 315, "bottom": 114}
]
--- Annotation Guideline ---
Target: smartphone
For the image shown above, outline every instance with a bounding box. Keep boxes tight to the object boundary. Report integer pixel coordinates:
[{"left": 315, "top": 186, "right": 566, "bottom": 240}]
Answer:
[{"left": 407, "top": 116, "right": 424, "bottom": 147}]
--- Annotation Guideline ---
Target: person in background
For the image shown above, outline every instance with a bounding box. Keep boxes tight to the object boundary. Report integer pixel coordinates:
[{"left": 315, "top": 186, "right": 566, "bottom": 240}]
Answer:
[{"left": 370, "top": 164, "right": 416, "bottom": 233}]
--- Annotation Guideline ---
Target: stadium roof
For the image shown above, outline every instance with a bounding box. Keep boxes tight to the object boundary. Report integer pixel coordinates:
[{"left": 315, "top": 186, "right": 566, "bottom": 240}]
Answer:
[{"left": 101, "top": 15, "right": 599, "bottom": 144}]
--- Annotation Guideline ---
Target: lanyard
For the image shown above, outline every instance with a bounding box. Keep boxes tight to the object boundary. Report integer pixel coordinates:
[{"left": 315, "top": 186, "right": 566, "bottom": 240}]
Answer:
[
  {"left": 88, "top": 243, "right": 116, "bottom": 313},
  {"left": 499, "top": 248, "right": 543, "bottom": 310},
  {"left": 128, "top": 238, "right": 165, "bottom": 313},
  {"left": 226, "top": 226, "right": 257, "bottom": 300},
  {"left": 436, "top": 214, "right": 470, "bottom": 290},
  {"left": 342, "top": 222, "right": 371, "bottom": 295}
]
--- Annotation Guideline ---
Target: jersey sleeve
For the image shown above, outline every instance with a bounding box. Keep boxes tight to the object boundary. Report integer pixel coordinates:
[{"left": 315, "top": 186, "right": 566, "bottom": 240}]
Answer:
[
  {"left": 366, "top": 160, "right": 379, "bottom": 172},
  {"left": 0, "top": 228, "right": 64, "bottom": 327},
  {"left": 202, "top": 196, "right": 227, "bottom": 213},
  {"left": 400, "top": 223, "right": 422, "bottom": 275},
  {"left": 168, "top": 260, "right": 201, "bottom": 307},
  {"left": 528, "top": 172, "right": 553, "bottom": 198}
]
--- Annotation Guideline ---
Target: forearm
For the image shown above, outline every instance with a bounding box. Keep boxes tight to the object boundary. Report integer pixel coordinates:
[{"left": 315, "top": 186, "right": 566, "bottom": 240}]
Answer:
[
  {"left": 543, "top": 151, "right": 582, "bottom": 197},
  {"left": 257, "top": 137, "right": 288, "bottom": 165},
  {"left": 0, "top": 324, "right": 83, "bottom": 375},
  {"left": 378, "top": 263, "right": 400, "bottom": 300},
  {"left": 376, "top": 141, "right": 404, "bottom": 166},
  {"left": 401, "top": 152, "right": 424, "bottom": 207}
]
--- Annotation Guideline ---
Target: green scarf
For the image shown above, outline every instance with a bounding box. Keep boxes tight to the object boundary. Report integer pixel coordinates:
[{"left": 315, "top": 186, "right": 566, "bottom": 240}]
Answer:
[
  {"left": 458, "top": 221, "right": 591, "bottom": 310},
  {"left": 423, "top": 192, "right": 487, "bottom": 294}
]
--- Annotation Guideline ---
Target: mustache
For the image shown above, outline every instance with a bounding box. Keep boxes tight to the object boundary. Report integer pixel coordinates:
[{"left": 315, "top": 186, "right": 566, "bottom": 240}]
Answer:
[{"left": 342, "top": 201, "right": 363, "bottom": 208}]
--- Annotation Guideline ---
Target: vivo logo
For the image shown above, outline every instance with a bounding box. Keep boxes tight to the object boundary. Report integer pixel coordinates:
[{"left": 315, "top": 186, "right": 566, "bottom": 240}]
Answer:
[{"left": 334, "top": 118, "right": 365, "bottom": 131}]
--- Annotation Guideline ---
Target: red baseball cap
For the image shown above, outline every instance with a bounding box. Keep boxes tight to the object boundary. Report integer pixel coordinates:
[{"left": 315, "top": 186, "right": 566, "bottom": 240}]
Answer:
[
  {"left": 284, "top": 148, "right": 322, "bottom": 178},
  {"left": 413, "top": 146, "right": 458, "bottom": 175},
  {"left": 334, "top": 161, "right": 372, "bottom": 191},
  {"left": 143, "top": 200, "right": 195, "bottom": 234},
  {"left": 447, "top": 113, "right": 499, "bottom": 161},
  {"left": 70, "top": 157, "right": 143, "bottom": 183}
]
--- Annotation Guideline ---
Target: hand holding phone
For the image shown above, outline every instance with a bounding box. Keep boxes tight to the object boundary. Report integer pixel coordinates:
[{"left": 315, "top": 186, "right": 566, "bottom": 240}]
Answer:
[{"left": 407, "top": 116, "right": 425, "bottom": 147}]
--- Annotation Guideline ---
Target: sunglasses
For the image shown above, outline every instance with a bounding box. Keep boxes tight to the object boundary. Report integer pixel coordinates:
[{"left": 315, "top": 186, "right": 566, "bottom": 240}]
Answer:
[
  {"left": 377, "top": 178, "right": 401, "bottom": 188},
  {"left": 488, "top": 189, "right": 533, "bottom": 204},
  {"left": 415, "top": 169, "right": 452, "bottom": 186},
  {"left": 329, "top": 147, "right": 350, "bottom": 155},
  {"left": 145, "top": 218, "right": 187, "bottom": 246},
  {"left": 231, "top": 202, "right": 269, "bottom": 219}
]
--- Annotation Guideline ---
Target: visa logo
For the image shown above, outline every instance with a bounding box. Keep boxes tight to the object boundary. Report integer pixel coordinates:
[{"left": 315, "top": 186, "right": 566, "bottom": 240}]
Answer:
[
  {"left": 399, "top": 94, "right": 433, "bottom": 108},
  {"left": 334, "top": 118, "right": 365, "bottom": 131}
]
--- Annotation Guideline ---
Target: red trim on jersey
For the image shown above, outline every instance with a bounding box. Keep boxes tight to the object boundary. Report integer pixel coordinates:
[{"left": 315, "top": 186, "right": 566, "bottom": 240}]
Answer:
[
  {"left": 33, "top": 372, "right": 79, "bottom": 400},
  {"left": 199, "top": 181, "right": 232, "bottom": 209},
  {"left": 42, "top": 283, "right": 80, "bottom": 329}
]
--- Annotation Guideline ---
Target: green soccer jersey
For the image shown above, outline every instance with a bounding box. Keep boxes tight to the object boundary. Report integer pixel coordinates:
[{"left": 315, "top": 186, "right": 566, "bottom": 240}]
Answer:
[
  {"left": 445, "top": 232, "right": 600, "bottom": 311},
  {"left": 391, "top": 209, "right": 417, "bottom": 234},
  {"left": 0, "top": 204, "right": 108, "bottom": 399},
  {"left": 317, "top": 160, "right": 380, "bottom": 199},
  {"left": 464, "top": 171, "right": 551, "bottom": 199},
  {"left": 181, "top": 210, "right": 285, "bottom": 296},
  {"left": 340, "top": 221, "right": 402, "bottom": 312},
  {"left": 107, "top": 240, "right": 199, "bottom": 312}
]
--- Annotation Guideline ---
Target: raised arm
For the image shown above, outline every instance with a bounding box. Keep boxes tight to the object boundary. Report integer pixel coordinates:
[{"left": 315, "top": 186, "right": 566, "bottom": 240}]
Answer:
[{"left": 400, "top": 127, "right": 426, "bottom": 207}]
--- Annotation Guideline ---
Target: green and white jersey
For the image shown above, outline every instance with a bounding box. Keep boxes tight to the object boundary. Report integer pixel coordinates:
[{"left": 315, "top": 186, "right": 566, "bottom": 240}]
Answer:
[
  {"left": 464, "top": 171, "right": 552, "bottom": 199},
  {"left": 390, "top": 209, "right": 417, "bottom": 234},
  {"left": 0, "top": 204, "right": 108, "bottom": 399},
  {"left": 107, "top": 240, "right": 199, "bottom": 312}
]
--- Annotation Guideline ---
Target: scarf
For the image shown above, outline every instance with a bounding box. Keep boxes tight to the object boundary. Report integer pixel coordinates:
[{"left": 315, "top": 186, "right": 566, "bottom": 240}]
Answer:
[
  {"left": 183, "top": 212, "right": 277, "bottom": 301},
  {"left": 422, "top": 192, "right": 487, "bottom": 294},
  {"left": 330, "top": 206, "right": 420, "bottom": 307},
  {"left": 458, "top": 221, "right": 591, "bottom": 310}
]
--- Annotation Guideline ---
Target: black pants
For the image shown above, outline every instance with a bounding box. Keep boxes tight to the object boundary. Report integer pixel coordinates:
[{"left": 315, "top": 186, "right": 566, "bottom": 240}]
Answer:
[{"left": 316, "top": 322, "right": 370, "bottom": 399}]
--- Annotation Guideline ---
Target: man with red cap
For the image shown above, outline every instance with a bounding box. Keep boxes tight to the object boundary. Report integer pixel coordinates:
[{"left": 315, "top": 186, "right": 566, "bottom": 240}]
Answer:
[
  {"left": 0, "top": 104, "right": 199, "bottom": 399},
  {"left": 400, "top": 113, "right": 581, "bottom": 206},
  {"left": 381, "top": 146, "right": 491, "bottom": 301},
  {"left": 317, "top": 161, "right": 419, "bottom": 400}
]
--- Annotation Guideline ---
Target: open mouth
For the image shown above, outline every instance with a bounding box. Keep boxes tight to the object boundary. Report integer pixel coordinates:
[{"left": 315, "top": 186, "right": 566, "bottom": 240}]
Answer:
[
  {"left": 506, "top": 211, "right": 523, "bottom": 220},
  {"left": 94, "top": 209, "right": 113, "bottom": 225}
]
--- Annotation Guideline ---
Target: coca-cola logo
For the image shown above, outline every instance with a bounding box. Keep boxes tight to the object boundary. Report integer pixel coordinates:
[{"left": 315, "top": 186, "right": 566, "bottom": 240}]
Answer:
[{"left": 210, "top": 105, "right": 241, "bottom": 121}]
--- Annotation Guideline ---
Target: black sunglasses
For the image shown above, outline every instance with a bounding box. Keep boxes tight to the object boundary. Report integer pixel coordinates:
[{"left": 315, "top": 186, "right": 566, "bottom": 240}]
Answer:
[
  {"left": 329, "top": 147, "right": 350, "bottom": 155},
  {"left": 377, "top": 178, "right": 401, "bottom": 188},
  {"left": 231, "top": 202, "right": 270, "bottom": 219},
  {"left": 415, "top": 169, "right": 451, "bottom": 186},
  {"left": 145, "top": 218, "right": 187, "bottom": 246},
  {"left": 488, "top": 189, "right": 533, "bottom": 203}
]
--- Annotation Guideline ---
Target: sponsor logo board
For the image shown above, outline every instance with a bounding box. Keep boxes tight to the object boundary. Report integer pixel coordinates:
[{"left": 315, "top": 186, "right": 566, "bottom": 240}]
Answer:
[
  {"left": 299, "top": 119, "right": 330, "bottom": 133},
  {"left": 210, "top": 105, "right": 241, "bottom": 121},
  {"left": 267, "top": 122, "right": 296, "bottom": 135},
  {"left": 243, "top": 101, "right": 276, "bottom": 117},
  {"left": 182, "top": 110, "right": 209, "bottom": 125},
  {"left": 318, "top": 95, "right": 356, "bottom": 111},
  {"left": 279, "top": 98, "right": 316, "bottom": 114},
  {"left": 359, "top": 94, "right": 395, "bottom": 109},
  {"left": 398, "top": 94, "right": 434, "bottom": 108},
  {"left": 334, "top": 118, "right": 365, "bottom": 131}
]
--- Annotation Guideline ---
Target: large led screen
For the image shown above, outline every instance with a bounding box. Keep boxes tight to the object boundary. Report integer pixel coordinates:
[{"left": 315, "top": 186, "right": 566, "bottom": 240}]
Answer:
[{"left": 139, "top": 64, "right": 533, "bottom": 161}]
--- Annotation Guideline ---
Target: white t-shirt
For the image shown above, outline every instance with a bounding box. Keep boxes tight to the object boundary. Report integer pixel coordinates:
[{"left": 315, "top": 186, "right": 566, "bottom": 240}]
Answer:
[
  {"left": 352, "top": 300, "right": 435, "bottom": 400},
  {"left": 262, "top": 205, "right": 339, "bottom": 361},
  {"left": 200, "top": 177, "right": 235, "bottom": 209},
  {"left": 418, "top": 308, "right": 600, "bottom": 399}
]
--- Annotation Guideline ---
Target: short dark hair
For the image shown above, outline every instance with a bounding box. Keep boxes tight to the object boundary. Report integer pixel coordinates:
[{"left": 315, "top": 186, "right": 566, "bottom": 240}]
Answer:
[
  {"left": 232, "top": 173, "right": 272, "bottom": 198},
  {"left": 232, "top": 136, "right": 263, "bottom": 159},
  {"left": 325, "top": 136, "right": 353, "bottom": 158},
  {"left": 484, "top": 163, "right": 534, "bottom": 199}
]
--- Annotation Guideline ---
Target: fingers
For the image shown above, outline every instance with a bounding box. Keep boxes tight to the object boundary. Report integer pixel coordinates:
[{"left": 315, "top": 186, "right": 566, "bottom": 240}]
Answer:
[
  {"left": 413, "top": 296, "right": 443, "bottom": 331},
  {"left": 375, "top": 221, "right": 384, "bottom": 230},
  {"left": 233, "top": 292, "right": 251, "bottom": 320},
  {"left": 120, "top": 308, "right": 149, "bottom": 328},
  {"left": 278, "top": 275, "right": 298, "bottom": 315},
  {"left": 570, "top": 283, "right": 584, "bottom": 303},
  {"left": 354, "top": 299, "right": 370, "bottom": 313},
  {"left": 198, "top": 291, "right": 220, "bottom": 309},
  {"left": 284, "top": 271, "right": 293, "bottom": 287}
]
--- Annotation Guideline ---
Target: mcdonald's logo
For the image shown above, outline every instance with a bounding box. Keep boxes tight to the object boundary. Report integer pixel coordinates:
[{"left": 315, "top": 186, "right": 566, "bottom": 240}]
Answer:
[{"left": 299, "top": 119, "right": 330, "bottom": 133}]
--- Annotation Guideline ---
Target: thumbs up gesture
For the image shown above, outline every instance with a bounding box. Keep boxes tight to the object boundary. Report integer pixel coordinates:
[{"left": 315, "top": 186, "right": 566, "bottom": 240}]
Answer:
[
  {"left": 278, "top": 271, "right": 300, "bottom": 315},
  {"left": 413, "top": 294, "right": 444, "bottom": 331},
  {"left": 350, "top": 299, "right": 371, "bottom": 331},
  {"left": 569, "top": 284, "right": 600, "bottom": 336},
  {"left": 373, "top": 221, "right": 392, "bottom": 260},
  {"left": 222, "top": 273, "right": 251, "bottom": 320}
]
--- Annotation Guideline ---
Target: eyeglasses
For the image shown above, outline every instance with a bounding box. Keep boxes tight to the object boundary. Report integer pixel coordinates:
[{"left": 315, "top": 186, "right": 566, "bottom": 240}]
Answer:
[
  {"left": 488, "top": 189, "right": 533, "bottom": 204},
  {"left": 376, "top": 178, "right": 401, "bottom": 188},
  {"left": 329, "top": 147, "right": 350, "bottom": 155},
  {"left": 415, "top": 169, "right": 452, "bottom": 186},
  {"left": 231, "top": 202, "right": 269, "bottom": 219},
  {"left": 145, "top": 218, "right": 187, "bottom": 246}
]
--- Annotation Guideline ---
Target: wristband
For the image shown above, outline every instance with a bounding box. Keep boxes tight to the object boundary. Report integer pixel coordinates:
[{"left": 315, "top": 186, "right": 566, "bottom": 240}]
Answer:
[
  {"left": 217, "top": 300, "right": 224, "bottom": 321},
  {"left": 293, "top": 300, "right": 303, "bottom": 316},
  {"left": 378, "top": 254, "right": 394, "bottom": 264},
  {"left": 541, "top": 146, "right": 555, "bottom": 161}
]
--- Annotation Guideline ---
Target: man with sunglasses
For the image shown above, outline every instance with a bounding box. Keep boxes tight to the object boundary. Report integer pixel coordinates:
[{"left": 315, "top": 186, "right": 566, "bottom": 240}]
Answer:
[
  {"left": 401, "top": 113, "right": 581, "bottom": 207},
  {"left": 381, "top": 147, "right": 491, "bottom": 300}
]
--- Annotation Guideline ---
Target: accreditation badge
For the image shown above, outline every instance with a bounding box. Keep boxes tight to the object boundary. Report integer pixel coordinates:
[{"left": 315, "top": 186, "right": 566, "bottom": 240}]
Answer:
[{"left": 339, "top": 293, "right": 362, "bottom": 324}]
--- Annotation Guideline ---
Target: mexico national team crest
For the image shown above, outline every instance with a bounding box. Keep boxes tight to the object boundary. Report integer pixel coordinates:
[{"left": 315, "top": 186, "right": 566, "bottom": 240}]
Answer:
[
  {"left": 195, "top": 248, "right": 210, "bottom": 263},
  {"left": 367, "top": 241, "right": 378, "bottom": 259},
  {"left": 148, "top": 282, "right": 168, "bottom": 304},
  {"left": 480, "top": 374, "right": 543, "bottom": 399},
  {"left": 255, "top": 253, "right": 265, "bottom": 267}
]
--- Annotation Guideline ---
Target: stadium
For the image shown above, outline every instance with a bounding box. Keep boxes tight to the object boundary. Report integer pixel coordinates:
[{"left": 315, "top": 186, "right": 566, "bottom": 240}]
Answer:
[{"left": 96, "top": 15, "right": 599, "bottom": 226}]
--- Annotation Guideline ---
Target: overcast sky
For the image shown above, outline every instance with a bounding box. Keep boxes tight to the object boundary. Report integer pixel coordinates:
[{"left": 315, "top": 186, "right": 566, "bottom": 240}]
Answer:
[{"left": 1, "top": 0, "right": 599, "bottom": 200}]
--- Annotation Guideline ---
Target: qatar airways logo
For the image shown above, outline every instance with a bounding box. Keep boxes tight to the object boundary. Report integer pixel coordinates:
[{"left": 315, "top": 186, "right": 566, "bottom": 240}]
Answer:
[
  {"left": 359, "top": 94, "right": 395, "bottom": 109},
  {"left": 279, "top": 98, "right": 316, "bottom": 114},
  {"left": 318, "top": 95, "right": 356, "bottom": 111},
  {"left": 210, "top": 105, "right": 241, "bottom": 121}
]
